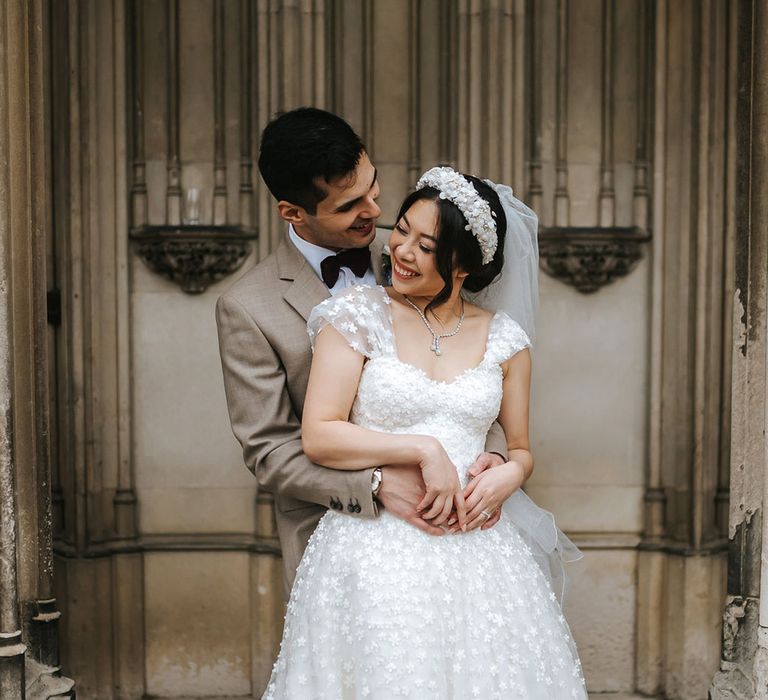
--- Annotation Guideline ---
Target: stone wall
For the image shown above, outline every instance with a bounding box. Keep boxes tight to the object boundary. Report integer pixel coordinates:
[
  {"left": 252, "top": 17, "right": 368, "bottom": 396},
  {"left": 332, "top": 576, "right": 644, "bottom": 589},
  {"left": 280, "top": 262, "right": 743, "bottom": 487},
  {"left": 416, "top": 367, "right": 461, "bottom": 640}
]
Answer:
[{"left": 36, "top": 1, "right": 737, "bottom": 698}]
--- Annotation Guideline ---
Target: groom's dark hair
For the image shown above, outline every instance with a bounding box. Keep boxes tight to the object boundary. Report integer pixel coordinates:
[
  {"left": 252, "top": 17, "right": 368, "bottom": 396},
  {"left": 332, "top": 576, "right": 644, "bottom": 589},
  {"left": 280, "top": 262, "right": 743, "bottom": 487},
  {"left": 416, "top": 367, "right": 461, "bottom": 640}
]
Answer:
[{"left": 258, "top": 107, "right": 366, "bottom": 214}]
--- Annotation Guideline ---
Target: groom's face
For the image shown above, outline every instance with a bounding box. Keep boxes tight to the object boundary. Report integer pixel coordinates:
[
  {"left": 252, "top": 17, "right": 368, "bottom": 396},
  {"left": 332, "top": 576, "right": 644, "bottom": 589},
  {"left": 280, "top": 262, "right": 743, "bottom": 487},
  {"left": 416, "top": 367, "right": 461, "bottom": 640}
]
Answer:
[{"left": 296, "top": 152, "right": 381, "bottom": 251}]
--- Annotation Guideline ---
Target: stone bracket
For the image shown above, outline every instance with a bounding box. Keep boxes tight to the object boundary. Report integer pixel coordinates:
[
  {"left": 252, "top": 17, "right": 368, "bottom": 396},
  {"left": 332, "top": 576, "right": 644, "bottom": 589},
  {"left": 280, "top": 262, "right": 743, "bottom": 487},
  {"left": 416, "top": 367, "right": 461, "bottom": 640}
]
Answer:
[
  {"left": 129, "top": 225, "right": 258, "bottom": 294},
  {"left": 538, "top": 226, "right": 652, "bottom": 293}
]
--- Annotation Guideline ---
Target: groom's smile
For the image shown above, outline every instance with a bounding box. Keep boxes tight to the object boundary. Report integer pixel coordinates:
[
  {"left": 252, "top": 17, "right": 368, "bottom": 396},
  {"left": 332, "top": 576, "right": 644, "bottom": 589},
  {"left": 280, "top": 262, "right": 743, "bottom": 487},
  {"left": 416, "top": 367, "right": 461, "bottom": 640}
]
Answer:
[{"left": 349, "top": 219, "right": 375, "bottom": 237}]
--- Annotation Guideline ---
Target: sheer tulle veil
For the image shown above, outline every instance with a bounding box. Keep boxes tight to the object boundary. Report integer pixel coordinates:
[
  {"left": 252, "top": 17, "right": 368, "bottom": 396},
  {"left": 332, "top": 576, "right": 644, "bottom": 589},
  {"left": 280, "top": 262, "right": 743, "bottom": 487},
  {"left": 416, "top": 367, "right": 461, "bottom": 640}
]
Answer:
[
  {"left": 464, "top": 181, "right": 540, "bottom": 341},
  {"left": 464, "top": 178, "right": 584, "bottom": 606}
]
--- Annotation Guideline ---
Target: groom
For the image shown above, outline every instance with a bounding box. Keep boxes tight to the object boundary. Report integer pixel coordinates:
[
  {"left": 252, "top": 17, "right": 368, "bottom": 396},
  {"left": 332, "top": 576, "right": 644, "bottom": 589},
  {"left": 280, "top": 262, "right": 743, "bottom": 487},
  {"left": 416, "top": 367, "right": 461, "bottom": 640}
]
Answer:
[{"left": 216, "top": 108, "right": 506, "bottom": 595}]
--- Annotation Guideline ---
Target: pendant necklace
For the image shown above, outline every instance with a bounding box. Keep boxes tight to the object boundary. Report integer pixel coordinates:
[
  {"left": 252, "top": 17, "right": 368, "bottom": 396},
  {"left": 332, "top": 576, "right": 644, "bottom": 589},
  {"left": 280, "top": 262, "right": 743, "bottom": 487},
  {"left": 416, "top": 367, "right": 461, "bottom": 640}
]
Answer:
[{"left": 403, "top": 296, "right": 465, "bottom": 356}]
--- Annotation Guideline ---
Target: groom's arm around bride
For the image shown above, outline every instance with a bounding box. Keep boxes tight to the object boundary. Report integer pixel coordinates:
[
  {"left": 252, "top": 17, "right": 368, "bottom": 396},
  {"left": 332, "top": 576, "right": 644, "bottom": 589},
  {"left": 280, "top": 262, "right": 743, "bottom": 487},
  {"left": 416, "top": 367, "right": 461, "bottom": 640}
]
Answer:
[{"left": 215, "top": 108, "right": 432, "bottom": 595}]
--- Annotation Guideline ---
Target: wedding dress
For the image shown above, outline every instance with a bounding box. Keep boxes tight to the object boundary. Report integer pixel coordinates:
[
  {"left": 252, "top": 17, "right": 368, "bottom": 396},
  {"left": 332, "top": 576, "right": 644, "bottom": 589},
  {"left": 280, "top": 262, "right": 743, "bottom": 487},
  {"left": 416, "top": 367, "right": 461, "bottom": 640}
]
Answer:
[{"left": 263, "top": 285, "right": 587, "bottom": 699}]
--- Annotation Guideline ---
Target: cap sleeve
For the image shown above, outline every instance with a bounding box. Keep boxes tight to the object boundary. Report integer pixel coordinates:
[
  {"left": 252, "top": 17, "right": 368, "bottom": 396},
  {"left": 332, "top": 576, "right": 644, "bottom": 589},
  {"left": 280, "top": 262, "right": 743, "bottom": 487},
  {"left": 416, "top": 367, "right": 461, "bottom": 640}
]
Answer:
[
  {"left": 307, "top": 285, "right": 394, "bottom": 359},
  {"left": 484, "top": 312, "right": 532, "bottom": 365}
]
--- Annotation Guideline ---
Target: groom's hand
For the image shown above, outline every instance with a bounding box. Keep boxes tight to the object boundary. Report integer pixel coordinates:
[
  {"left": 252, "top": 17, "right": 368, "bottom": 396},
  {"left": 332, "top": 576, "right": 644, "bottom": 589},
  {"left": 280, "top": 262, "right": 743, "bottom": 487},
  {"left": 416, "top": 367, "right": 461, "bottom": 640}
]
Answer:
[
  {"left": 377, "top": 464, "right": 445, "bottom": 536},
  {"left": 467, "top": 451, "right": 506, "bottom": 479}
]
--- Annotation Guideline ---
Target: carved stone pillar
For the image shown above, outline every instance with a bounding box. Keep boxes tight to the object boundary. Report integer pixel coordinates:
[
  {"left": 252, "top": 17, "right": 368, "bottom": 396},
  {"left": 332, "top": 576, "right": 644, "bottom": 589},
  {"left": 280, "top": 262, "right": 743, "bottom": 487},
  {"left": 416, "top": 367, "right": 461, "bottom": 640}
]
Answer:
[
  {"left": 636, "top": 1, "right": 736, "bottom": 698},
  {"left": 455, "top": 0, "right": 526, "bottom": 187},
  {"left": 50, "top": 1, "right": 143, "bottom": 697},
  {"left": 253, "top": 0, "right": 328, "bottom": 254},
  {"left": 0, "top": 0, "right": 75, "bottom": 697},
  {"left": 709, "top": 0, "right": 768, "bottom": 696}
]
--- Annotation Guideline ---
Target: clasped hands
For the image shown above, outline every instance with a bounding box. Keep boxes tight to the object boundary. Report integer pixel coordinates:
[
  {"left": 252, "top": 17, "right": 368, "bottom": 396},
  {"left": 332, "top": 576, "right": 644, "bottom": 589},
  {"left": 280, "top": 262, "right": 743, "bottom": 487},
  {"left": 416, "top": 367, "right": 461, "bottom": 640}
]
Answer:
[{"left": 376, "top": 441, "right": 525, "bottom": 536}]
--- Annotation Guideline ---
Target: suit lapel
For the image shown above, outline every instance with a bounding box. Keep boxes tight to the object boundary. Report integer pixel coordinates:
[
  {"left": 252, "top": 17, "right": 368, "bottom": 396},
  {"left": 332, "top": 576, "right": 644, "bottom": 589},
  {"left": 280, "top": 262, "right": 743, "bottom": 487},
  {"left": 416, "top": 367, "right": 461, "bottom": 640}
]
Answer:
[
  {"left": 277, "top": 237, "right": 331, "bottom": 321},
  {"left": 278, "top": 227, "right": 389, "bottom": 320}
]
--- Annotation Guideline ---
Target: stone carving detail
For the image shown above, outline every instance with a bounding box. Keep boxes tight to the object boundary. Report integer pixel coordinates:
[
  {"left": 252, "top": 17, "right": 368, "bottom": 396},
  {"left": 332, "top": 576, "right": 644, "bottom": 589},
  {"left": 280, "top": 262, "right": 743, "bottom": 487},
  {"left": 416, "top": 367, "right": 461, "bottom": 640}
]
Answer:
[
  {"left": 538, "top": 227, "right": 652, "bottom": 294},
  {"left": 25, "top": 657, "right": 76, "bottom": 699},
  {"left": 722, "top": 597, "right": 747, "bottom": 661},
  {"left": 710, "top": 597, "right": 759, "bottom": 699},
  {"left": 130, "top": 225, "right": 257, "bottom": 294}
]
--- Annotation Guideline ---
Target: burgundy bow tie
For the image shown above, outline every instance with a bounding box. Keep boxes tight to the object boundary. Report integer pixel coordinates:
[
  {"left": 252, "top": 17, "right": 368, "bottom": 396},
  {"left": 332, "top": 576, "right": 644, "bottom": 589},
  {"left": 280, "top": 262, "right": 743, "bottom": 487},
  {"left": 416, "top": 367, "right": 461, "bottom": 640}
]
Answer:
[{"left": 320, "top": 247, "right": 371, "bottom": 288}]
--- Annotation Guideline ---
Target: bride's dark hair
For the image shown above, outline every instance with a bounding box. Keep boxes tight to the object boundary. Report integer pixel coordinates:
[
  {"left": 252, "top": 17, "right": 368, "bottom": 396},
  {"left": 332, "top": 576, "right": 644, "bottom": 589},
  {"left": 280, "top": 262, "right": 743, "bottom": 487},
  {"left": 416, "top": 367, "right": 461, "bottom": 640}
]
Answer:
[{"left": 394, "top": 174, "right": 506, "bottom": 314}]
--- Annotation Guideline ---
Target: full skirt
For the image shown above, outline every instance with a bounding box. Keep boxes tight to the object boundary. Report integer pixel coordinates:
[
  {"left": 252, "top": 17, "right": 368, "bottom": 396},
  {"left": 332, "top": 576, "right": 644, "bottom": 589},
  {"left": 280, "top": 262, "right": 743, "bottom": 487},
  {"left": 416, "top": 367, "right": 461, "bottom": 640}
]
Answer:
[{"left": 263, "top": 509, "right": 587, "bottom": 699}]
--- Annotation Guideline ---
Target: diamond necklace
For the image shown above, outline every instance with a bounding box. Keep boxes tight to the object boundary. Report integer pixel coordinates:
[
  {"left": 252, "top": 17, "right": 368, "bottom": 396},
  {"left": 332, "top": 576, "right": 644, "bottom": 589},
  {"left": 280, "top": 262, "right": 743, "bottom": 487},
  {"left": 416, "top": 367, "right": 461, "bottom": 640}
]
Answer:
[{"left": 403, "top": 296, "right": 465, "bottom": 356}]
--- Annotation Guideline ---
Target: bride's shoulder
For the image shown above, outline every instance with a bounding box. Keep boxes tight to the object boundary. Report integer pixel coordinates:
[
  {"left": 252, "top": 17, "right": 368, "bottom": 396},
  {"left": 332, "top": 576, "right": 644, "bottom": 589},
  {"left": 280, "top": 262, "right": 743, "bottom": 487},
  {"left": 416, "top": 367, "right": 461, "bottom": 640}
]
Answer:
[
  {"left": 313, "top": 284, "right": 390, "bottom": 316},
  {"left": 485, "top": 311, "right": 532, "bottom": 364},
  {"left": 490, "top": 311, "right": 530, "bottom": 338},
  {"left": 307, "top": 284, "right": 393, "bottom": 357},
  {"left": 337, "top": 283, "right": 389, "bottom": 303},
  {"left": 308, "top": 285, "right": 391, "bottom": 336}
]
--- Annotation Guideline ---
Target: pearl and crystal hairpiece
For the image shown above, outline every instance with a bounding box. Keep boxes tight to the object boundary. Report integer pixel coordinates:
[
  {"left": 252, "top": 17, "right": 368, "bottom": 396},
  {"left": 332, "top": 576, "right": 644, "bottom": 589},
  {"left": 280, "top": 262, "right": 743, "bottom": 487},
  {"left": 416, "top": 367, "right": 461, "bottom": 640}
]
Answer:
[{"left": 415, "top": 166, "right": 498, "bottom": 265}]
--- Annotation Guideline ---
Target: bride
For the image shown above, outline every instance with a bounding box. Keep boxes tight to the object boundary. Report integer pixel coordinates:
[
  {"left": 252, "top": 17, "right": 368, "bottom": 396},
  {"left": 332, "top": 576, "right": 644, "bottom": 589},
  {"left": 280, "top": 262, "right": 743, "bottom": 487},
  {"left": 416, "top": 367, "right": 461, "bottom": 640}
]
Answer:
[{"left": 263, "top": 166, "right": 587, "bottom": 699}]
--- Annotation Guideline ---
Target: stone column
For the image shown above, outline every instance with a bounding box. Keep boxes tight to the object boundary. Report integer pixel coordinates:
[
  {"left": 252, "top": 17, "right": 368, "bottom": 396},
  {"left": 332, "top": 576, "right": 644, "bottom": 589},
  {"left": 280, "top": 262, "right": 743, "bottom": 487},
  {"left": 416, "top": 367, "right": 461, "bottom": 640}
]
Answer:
[
  {"left": 0, "top": 0, "right": 75, "bottom": 697},
  {"left": 635, "top": 1, "right": 735, "bottom": 698},
  {"left": 710, "top": 0, "right": 768, "bottom": 696},
  {"left": 50, "top": 1, "right": 145, "bottom": 696},
  {"left": 454, "top": 0, "right": 526, "bottom": 187},
  {"left": 255, "top": 0, "right": 328, "bottom": 255},
  {"left": 0, "top": 0, "right": 26, "bottom": 666}
]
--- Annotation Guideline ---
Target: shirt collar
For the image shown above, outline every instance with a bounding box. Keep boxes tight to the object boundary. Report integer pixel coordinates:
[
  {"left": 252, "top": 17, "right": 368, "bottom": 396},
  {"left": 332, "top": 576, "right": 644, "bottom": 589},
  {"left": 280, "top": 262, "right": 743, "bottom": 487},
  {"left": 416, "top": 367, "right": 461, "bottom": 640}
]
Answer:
[{"left": 288, "top": 224, "right": 337, "bottom": 281}]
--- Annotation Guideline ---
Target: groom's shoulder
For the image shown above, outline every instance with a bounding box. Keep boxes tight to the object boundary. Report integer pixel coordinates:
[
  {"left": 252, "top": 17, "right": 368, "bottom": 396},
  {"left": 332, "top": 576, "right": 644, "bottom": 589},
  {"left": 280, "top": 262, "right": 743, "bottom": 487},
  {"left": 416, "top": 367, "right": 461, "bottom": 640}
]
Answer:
[{"left": 217, "top": 245, "right": 285, "bottom": 312}]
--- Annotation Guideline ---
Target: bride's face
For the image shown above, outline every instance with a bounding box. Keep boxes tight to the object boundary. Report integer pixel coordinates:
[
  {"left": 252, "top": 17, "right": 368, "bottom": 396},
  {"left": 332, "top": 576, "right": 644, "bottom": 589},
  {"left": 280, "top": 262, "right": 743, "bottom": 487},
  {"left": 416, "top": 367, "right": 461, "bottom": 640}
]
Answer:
[{"left": 389, "top": 198, "right": 458, "bottom": 297}]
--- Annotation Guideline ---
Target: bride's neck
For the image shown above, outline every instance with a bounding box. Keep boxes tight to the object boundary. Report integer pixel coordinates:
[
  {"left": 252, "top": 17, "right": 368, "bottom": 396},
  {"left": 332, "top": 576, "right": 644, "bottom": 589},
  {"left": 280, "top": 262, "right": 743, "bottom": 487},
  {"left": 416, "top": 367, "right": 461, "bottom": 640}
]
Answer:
[{"left": 403, "top": 286, "right": 465, "bottom": 324}]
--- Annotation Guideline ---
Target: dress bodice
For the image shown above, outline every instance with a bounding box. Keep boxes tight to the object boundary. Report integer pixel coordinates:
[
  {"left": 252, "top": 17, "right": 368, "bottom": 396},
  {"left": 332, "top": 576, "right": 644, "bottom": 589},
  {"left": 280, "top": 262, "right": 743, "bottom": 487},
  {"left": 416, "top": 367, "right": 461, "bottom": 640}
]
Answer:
[{"left": 307, "top": 285, "right": 531, "bottom": 484}]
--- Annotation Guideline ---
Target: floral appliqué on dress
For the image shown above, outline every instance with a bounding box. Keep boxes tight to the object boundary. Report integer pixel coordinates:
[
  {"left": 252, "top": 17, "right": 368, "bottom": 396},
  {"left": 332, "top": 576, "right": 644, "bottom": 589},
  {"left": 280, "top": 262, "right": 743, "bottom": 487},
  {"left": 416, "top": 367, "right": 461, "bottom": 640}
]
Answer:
[{"left": 265, "top": 285, "right": 587, "bottom": 700}]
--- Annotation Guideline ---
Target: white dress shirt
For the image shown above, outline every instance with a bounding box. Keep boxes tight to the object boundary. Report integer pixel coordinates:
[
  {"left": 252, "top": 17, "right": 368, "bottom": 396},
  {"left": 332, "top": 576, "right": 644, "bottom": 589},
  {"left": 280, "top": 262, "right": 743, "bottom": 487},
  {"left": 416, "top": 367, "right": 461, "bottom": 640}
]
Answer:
[{"left": 288, "top": 224, "right": 377, "bottom": 295}]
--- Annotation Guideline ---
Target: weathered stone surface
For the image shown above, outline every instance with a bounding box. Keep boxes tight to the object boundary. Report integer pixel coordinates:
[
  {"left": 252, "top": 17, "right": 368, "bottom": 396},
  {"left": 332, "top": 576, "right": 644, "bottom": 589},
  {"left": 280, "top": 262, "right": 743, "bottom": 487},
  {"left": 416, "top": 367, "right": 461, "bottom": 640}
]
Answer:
[
  {"left": 711, "top": 0, "right": 768, "bottom": 696},
  {"left": 710, "top": 598, "right": 760, "bottom": 699}
]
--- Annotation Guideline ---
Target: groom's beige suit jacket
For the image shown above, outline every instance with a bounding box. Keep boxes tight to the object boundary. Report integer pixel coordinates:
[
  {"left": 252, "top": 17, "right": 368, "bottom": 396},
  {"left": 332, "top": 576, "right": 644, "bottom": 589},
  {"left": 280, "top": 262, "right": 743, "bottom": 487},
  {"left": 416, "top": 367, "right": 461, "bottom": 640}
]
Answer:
[{"left": 216, "top": 228, "right": 507, "bottom": 595}]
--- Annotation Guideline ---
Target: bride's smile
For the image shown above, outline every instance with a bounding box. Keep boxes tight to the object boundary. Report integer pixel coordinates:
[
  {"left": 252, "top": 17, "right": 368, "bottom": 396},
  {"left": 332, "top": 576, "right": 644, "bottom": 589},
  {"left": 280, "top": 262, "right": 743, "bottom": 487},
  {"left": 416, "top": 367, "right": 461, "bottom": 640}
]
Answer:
[
  {"left": 392, "top": 259, "right": 419, "bottom": 278},
  {"left": 389, "top": 198, "right": 461, "bottom": 299}
]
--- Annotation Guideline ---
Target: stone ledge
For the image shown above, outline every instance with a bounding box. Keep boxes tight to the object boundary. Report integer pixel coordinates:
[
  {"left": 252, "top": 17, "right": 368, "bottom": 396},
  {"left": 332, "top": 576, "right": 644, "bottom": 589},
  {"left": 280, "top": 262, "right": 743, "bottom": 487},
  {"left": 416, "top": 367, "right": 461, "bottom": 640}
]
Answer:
[
  {"left": 588, "top": 694, "right": 659, "bottom": 699},
  {"left": 167, "top": 694, "right": 658, "bottom": 700}
]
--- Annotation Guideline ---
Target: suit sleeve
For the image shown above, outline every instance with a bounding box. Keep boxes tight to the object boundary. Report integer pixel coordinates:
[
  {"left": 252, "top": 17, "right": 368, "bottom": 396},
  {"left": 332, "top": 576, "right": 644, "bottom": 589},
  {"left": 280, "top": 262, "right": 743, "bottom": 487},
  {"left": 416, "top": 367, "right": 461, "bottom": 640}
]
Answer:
[
  {"left": 216, "top": 292, "right": 378, "bottom": 518},
  {"left": 484, "top": 421, "right": 509, "bottom": 459}
]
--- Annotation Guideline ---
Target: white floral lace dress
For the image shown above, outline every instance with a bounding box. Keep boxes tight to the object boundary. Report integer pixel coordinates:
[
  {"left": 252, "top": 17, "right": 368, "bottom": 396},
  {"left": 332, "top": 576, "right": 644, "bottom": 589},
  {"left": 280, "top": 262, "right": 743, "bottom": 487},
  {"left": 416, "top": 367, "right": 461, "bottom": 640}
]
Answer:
[{"left": 263, "top": 285, "right": 587, "bottom": 699}]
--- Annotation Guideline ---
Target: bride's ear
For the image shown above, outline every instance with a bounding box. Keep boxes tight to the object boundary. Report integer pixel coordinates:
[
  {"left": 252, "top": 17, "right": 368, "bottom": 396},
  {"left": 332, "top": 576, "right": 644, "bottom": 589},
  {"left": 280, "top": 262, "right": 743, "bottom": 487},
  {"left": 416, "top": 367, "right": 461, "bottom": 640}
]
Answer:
[{"left": 277, "top": 200, "right": 307, "bottom": 225}]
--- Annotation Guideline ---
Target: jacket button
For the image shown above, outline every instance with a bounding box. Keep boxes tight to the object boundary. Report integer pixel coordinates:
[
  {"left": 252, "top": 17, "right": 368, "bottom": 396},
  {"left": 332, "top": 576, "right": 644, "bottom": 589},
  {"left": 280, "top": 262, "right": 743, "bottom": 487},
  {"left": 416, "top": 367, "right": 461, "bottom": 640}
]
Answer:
[
  {"left": 354, "top": 504, "right": 361, "bottom": 513},
  {"left": 347, "top": 500, "right": 354, "bottom": 513}
]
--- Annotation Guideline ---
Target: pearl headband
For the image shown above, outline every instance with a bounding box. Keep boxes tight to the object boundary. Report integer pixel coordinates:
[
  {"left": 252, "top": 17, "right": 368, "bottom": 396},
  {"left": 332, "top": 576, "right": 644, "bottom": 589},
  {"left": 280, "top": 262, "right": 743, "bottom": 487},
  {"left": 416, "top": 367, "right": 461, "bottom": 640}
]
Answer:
[{"left": 415, "top": 166, "right": 498, "bottom": 264}]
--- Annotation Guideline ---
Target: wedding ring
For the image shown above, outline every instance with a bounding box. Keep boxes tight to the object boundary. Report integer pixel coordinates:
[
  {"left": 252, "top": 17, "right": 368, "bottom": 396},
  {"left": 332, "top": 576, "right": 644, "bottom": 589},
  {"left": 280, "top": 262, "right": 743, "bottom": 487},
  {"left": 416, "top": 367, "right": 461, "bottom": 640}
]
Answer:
[{"left": 480, "top": 509, "right": 492, "bottom": 520}]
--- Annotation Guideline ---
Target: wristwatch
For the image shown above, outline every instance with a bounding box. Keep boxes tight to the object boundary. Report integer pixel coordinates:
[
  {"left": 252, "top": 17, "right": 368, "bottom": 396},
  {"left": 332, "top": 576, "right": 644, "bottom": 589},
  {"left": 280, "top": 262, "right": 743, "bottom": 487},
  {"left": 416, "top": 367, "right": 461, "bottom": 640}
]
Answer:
[{"left": 371, "top": 468, "right": 383, "bottom": 499}]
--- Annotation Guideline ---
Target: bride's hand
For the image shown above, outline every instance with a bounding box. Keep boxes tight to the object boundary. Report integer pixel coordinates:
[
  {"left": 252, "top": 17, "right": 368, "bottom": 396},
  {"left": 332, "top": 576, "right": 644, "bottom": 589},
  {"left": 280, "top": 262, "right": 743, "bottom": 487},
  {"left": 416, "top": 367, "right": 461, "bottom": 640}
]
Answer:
[
  {"left": 463, "top": 461, "right": 525, "bottom": 531},
  {"left": 415, "top": 437, "right": 466, "bottom": 528}
]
